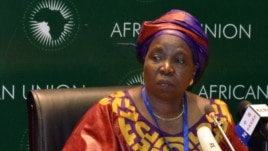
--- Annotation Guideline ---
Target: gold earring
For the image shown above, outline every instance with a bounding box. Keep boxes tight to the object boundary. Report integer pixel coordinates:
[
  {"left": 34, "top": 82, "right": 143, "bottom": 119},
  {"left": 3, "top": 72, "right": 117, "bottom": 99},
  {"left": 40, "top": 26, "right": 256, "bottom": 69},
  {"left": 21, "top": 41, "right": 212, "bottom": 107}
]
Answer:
[
  {"left": 189, "top": 79, "right": 194, "bottom": 86},
  {"left": 142, "top": 72, "right": 145, "bottom": 85}
]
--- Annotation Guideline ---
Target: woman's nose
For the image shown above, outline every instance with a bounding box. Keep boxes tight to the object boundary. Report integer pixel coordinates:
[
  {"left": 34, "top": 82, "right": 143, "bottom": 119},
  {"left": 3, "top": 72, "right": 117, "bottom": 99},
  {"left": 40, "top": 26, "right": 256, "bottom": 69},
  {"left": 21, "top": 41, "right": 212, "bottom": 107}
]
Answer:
[{"left": 160, "top": 61, "right": 174, "bottom": 75}]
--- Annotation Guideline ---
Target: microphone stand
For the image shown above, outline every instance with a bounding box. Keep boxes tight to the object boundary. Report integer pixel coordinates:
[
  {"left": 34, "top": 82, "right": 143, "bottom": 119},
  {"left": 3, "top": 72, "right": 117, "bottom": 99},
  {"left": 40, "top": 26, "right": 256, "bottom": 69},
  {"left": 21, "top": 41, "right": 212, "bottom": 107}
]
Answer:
[
  {"left": 211, "top": 115, "right": 235, "bottom": 151},
  {"left": 248, "top": 131, "right": 268, "bottom": 151},
  {"left": 260, "top": 122, "right": 268, "bottom": 151},
  {"left": 262, "top": 141, "right": 268, "bottom": 151}
]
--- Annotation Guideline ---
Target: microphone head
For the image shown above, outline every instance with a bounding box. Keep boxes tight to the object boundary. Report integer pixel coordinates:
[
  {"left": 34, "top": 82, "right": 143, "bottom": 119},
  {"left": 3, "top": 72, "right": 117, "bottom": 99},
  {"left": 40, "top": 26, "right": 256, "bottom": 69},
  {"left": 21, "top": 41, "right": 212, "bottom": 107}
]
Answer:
[
  {"left": 237, "top": 100, "right": 252, "bottom": 117},
  {"left": 205, "top": 104, "right": 215, "bottom": 115},
  {"left": 197, "top": 126, "right": 222, "bottom": 151}
]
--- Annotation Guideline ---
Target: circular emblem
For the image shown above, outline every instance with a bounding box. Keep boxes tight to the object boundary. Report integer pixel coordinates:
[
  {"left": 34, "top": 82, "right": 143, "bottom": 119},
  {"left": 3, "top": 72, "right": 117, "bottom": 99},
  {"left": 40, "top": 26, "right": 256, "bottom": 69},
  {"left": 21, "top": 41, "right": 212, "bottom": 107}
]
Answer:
[
  {"left": 118, "top": 68, "right": 144, "bottom": 86},
  {"left": 19, "top": 129, "right": 29, "bottom": 151},
  {"left": 23, "top": 0, "right": 80, "bottom": 51},
  {"left": 136, "top": 0, "right": 160, "bottom": 3}
]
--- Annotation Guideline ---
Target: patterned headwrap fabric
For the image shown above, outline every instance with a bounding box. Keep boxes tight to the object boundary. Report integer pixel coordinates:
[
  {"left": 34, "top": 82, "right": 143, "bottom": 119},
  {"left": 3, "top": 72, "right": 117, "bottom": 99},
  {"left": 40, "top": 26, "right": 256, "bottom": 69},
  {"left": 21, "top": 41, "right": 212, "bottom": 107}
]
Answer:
[{"left": 136, "top": 9, "right": 209, "bottom": 80}]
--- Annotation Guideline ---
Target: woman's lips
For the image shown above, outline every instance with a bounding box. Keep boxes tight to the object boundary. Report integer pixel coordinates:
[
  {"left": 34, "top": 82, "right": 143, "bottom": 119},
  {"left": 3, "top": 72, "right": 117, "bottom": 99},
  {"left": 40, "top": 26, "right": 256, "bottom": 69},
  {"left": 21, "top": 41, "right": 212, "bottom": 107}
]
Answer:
[{"left": 157, "top": 79, "right": 174, "bottom": 87}]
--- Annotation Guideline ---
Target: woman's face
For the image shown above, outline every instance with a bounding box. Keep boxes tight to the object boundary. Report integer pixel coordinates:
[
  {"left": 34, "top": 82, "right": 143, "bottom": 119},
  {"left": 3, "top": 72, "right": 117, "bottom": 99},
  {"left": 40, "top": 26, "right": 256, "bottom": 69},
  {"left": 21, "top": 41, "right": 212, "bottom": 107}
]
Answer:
[{"left": 143, "top": 34, "right": 196, "bottom": 98}]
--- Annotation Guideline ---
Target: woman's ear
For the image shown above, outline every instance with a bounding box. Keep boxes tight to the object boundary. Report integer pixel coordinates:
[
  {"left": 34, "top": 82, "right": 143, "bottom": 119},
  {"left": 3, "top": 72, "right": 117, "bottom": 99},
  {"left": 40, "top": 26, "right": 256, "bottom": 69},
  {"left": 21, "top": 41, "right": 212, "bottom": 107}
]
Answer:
[
  {"left": 189, "top": 79, "right": 194, "bottom": 86},
  {"left": 193, "top": 64, "right": 198, "bottom": 77},
  {"left": 189, "top": 64, "right": 198, "bottom": 86}
]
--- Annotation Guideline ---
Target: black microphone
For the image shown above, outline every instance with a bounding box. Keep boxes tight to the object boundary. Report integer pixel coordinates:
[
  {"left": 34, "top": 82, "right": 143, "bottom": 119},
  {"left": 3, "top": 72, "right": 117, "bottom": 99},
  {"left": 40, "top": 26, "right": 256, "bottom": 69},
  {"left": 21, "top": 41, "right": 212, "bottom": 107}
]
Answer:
[
  {"left": 236, "top": 100, "right": 268, "bottom": 148},
  {"left": 205, "top": 104, "right": 235, "bottom": 151}
]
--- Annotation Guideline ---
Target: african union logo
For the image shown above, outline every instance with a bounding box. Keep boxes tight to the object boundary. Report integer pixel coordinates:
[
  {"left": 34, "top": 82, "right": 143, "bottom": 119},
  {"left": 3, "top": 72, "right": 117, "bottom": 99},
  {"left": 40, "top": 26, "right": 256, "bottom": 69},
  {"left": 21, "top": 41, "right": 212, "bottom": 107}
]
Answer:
[
  {"left": 136, "top": 0, "right": 160, "bottom": 3},
  {"left": 23, "top": 0, "right": 80, "bottom": 51},
  {"left": 19, "top": 129, "right": 29, "bottom": 151},
  {"left": 118, "top": 68, "right": 144, "bottom": 86}
]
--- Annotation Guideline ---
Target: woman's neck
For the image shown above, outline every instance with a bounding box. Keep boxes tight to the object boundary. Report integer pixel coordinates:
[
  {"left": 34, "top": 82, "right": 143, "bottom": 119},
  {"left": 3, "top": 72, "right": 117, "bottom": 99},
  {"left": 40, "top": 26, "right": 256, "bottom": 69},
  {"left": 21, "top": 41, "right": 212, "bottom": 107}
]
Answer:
[{"left": 145, "top": 90, "right": 185, "bottom": 118}]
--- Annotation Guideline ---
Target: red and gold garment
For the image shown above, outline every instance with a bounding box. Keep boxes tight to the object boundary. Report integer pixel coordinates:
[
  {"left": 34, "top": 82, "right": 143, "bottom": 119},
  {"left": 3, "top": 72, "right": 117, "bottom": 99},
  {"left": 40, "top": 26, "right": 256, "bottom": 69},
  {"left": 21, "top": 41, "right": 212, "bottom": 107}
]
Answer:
[{"left": 62, "top": 90, "right": 248, "bottom": 151}]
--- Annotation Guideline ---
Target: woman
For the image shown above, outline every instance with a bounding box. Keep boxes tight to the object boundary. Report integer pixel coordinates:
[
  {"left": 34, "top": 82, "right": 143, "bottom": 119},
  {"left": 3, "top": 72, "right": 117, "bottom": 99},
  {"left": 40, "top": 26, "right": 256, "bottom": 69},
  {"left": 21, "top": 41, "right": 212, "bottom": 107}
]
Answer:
[{"left": 62, "top": 9, "right": 248, "bottom": 151}]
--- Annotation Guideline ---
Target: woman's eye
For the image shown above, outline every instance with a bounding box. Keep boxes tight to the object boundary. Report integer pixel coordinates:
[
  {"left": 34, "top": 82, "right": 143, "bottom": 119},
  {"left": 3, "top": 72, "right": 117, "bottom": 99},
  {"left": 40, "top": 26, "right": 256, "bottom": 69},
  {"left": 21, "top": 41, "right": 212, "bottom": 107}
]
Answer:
[
  {"left": 176, "top": 58, "right": 184, "bottom": 64},
  {"left": 152, "top": 54, "right": 161, "bottom": 61}
]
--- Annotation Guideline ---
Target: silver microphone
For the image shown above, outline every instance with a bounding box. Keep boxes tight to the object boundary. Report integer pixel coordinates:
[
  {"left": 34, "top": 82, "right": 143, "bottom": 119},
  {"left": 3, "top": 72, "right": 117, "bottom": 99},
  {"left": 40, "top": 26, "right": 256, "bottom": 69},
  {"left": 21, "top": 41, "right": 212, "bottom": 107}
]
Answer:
[{"left": 205, "top": 105, "right": 235, "bottom": 151}]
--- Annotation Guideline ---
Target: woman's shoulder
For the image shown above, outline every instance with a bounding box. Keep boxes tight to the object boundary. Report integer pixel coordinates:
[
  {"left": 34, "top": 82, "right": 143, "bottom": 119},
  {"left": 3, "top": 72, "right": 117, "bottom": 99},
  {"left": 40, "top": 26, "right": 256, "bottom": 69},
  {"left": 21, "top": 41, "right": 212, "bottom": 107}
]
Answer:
[
  {"left": 186, "top": 92, "right": 231, "bottom": 115},
  {"left": 96, "top": 86, "right": 142, "bottom": 107},
  {"left": 187, "top": 91, "right": 227, "bottom": 105},
  {"left": 98, "top": 89, "right": 129, "bottom": 104},
  {"left": 186, "top": 92, "right": 210, "bottom": 110}
]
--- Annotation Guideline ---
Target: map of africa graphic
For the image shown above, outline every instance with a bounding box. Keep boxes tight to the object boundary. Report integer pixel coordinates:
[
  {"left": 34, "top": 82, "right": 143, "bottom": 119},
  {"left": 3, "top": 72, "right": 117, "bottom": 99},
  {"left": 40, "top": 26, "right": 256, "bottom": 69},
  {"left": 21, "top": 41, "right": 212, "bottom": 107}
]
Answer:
[{"left": 34, "top": 8, "right": 67, "bottom": 39}]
